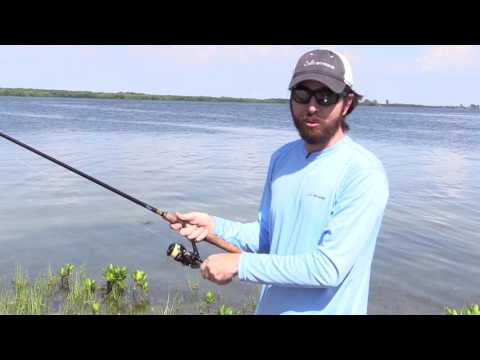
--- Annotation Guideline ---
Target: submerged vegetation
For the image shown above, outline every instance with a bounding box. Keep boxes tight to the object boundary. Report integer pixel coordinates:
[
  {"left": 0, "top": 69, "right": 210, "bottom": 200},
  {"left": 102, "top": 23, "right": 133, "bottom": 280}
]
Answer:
[{"left": 0, "top": 264, "right": 257, "bottom": 315}]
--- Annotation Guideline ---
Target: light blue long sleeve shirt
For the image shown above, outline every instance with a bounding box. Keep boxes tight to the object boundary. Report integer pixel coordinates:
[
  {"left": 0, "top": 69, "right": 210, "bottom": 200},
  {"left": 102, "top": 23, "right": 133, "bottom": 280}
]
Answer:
[{"left": 213, "top": 136, "right": 389, "bottom": 315}]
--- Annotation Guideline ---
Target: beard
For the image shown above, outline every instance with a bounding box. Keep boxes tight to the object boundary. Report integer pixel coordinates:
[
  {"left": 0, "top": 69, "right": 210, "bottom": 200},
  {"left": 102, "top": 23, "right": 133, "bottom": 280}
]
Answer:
[{"left": 292, "top": 112, "right": 342, "bottom": 146}]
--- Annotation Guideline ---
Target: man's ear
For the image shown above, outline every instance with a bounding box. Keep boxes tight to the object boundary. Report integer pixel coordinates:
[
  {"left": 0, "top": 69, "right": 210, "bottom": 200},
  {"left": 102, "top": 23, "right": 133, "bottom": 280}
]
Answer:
[{"left": 342, "top": 94, "right": 354, "bottom": 116}]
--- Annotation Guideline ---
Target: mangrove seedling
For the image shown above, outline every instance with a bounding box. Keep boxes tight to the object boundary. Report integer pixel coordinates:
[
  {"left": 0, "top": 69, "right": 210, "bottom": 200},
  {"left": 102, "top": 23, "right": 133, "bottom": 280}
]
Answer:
[
  {"left": 198, "top": 290, "right": 217, "bottom": 315},
  {"left": 59, "top": 263, "right": 74, "bottom": 290},
  {"left": 217, "top": 305, "right": 235, "bottom": 315},
  {"left": 131, "top": 270, "right": 149, "bottom": 307},
  {"left": 102, "top": 264, "right": 128, "bottom": 297},
  {"left": 131, "top": 270, "right": 148, "bottom": 292},
  {"left": 204, "top": 290, "right": 216, "bottom": 305}
]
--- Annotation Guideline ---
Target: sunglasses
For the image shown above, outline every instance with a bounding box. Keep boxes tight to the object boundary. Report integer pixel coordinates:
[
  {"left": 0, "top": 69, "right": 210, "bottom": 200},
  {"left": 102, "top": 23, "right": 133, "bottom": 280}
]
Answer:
[{"left": 291, "top": 86, "right": 347, "bottom": 106}]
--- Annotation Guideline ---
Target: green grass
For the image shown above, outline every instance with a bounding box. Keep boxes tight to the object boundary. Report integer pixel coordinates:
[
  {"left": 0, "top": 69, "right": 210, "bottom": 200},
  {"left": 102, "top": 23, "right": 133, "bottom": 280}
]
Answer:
[
  {"left": 445, "top": 304, "right": 480, "bottom": 315},
  {"left": 0, "top": 264, "right": 257, "bottom": 315}
]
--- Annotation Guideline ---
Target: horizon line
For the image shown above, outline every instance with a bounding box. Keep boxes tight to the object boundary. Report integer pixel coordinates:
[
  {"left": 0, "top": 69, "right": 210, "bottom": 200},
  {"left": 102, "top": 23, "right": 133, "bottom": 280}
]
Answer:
[{"left": 0, "top": 86, "right": 476, "bottom": 109}]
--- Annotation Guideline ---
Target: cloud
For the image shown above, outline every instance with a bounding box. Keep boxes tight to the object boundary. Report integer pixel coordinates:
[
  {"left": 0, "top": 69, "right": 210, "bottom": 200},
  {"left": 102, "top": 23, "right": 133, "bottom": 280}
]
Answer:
[{"left": 417, "top": 45, "right": 479, "bottom": 71}]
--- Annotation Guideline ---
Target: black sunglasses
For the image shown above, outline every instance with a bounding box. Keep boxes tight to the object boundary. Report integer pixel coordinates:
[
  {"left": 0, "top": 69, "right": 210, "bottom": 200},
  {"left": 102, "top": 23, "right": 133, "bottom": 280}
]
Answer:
[{"left": 291, "top": 86, "right": 347, "bottom": 106}]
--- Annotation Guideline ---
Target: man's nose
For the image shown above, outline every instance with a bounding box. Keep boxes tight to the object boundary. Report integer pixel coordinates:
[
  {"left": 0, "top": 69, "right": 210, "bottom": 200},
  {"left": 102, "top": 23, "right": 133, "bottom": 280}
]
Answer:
[
  {"left": 307, "top": 96, "right": 320, "bottom": 114},
  {"left": 308, "top": 103, "right": 318, "bottom": 115}
]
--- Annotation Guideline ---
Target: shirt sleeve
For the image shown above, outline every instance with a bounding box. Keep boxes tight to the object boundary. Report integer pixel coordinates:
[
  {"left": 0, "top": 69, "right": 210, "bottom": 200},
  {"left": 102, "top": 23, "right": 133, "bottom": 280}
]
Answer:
[
  {"left": 212, "top": 156, "right": 274, "bottom": 254},
  {"left": 238, "top": 169, "right": 389, "bottom": 288}
]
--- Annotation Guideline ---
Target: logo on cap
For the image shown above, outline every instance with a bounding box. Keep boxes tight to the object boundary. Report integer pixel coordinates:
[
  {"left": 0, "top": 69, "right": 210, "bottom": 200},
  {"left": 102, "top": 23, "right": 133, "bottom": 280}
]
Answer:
[{"left": 303, "top": 59, "right": 335, "bottom": 70}]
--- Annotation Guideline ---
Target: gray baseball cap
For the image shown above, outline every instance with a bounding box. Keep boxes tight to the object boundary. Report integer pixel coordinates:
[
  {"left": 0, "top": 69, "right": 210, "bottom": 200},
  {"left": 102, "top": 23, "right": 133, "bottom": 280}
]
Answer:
[{"left": 289, "top": 49, "right": 361, "bottom": 96}]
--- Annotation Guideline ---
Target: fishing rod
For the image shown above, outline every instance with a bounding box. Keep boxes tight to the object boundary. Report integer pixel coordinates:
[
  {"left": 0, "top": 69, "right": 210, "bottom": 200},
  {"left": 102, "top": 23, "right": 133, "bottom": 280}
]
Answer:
[{"left": 0, "top": 131, "right": 241, "bottom": 268}]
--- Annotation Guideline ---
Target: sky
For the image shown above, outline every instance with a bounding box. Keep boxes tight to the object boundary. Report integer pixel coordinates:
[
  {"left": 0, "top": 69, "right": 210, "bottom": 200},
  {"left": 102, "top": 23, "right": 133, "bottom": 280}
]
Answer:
[{"left": 0, "top": 45, "right": 478, "bottom": 107}]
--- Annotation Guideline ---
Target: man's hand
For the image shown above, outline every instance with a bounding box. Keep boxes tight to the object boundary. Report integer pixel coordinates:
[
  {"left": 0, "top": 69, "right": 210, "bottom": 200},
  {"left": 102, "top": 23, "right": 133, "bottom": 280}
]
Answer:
[
  {"left": 200, "top": 254, "right": 241, "bottom": 285},
  {"left": 170, "top": 212, "right": 214, "bottom": 242}
]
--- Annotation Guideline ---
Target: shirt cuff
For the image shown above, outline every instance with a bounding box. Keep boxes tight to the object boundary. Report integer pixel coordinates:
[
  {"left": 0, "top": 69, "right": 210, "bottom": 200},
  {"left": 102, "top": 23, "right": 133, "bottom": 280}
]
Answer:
[
  {"left": 238, "top": 252, "right": 254, "bottom": 282},
  {"left": 212, "top": 216, "right": 226, "bottom": 237}
]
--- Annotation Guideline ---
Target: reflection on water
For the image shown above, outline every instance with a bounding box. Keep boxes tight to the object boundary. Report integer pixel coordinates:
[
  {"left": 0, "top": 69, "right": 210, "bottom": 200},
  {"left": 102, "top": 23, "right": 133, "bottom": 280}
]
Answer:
[{"left": 0, "top": 97, "right": 479, "bottom": 314}]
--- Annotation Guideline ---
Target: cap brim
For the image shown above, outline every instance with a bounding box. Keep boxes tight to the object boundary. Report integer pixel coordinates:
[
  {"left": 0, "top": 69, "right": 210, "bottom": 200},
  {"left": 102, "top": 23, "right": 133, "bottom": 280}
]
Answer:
[
  {"left": 289, "top": 73, "right": 346, "bottom": 94},
  {"left": 352, "top": 90, "right": 363, "bottom": 99}
]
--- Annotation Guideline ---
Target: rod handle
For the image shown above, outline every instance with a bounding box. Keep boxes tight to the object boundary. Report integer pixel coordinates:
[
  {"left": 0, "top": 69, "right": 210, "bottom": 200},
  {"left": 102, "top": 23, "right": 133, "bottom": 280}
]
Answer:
[{"left": 160, "top": 211, "right": 242, "bottom": 254}]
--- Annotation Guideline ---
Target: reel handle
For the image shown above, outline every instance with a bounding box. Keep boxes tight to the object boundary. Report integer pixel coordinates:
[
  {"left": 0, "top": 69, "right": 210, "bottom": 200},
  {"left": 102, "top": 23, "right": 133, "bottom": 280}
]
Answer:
[{"left": 160, "top": 211, "right": 242, "bottom": 254}]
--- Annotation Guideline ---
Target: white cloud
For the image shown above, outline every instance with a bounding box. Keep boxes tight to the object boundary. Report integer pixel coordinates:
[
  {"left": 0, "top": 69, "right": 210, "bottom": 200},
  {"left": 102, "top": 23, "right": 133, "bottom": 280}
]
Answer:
[{"left": 417, "top": 45, "right": 479, "bottom": 71}]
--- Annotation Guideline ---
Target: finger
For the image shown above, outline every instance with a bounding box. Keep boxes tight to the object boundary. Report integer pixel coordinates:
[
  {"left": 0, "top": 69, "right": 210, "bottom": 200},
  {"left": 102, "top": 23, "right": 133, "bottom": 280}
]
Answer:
[
  {"left": 187, "top": 226, "right": 205, "bottom": 241},
  {"left": 170, "top": 223, "right": 183, "bottom": 231},
  {"left": 198, "top": 228, "right": 209, "bottom": 241},
  {"left": 176, "top": 212, "right": 196, "bottom": 222},
  {"left": 212, "top": 274, "right": 232, "bottom": 286},
  {"left": 217, "top": 278, "right": 232, "bottom": 286},
  {"left": 200, "top": 264, "right": 209, "bottom": 280},
  {"left": 177, "top": 212, "right": 206, "bottom": 227},
  {"left": 179, "top": 225, "right": 197, "bottom": 237},
  {"left": 200, "top": 261, "right": 213, "bottom": 279}
]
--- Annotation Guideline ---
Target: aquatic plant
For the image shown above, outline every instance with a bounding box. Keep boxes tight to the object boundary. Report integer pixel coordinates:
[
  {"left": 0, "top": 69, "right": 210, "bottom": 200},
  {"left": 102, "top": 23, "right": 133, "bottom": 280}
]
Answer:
[
  {"left": 83, "top": 278, "right": 96, "bottom": 295},
  {"left": 59, "top": 263, "right": 74, "bottom": 290},
  {"left": 131, "top": 270, "right": 148, "bottom": 292},
  {"left": 217, "top": 304, "right": 235, "bottom": 315},
  {"left": 91, "top": 302, "right": 100, "bottom": 315},
  {"left": 0, "top": 264, "right": 259, "bottom": 315},
  {"left": 102, "top": 264, "right": 128, "bottom": 296},
  {"left": 446, "top": 304, "right": 480, "bottom": 315},
  {"left": 204, "top": 290, "right": 216, "bottom": 305}
]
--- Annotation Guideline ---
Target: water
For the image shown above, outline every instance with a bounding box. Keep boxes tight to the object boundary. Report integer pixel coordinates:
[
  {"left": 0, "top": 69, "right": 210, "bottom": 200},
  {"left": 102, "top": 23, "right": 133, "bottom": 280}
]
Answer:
[{"left": 0, "top": 96, "right": 479, "bottom": 314}]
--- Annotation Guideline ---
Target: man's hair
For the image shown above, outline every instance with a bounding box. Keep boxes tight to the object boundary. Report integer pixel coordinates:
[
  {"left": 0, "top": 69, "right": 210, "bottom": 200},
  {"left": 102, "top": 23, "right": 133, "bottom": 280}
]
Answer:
[{"left": 341, "top": 87, "right": 362, "bottom": 133}]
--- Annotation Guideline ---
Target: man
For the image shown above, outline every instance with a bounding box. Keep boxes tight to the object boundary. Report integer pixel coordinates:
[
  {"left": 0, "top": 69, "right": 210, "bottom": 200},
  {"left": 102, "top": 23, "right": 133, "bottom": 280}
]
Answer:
[{"left": 170, "top": 49, "right": 389, "bottom": 315}]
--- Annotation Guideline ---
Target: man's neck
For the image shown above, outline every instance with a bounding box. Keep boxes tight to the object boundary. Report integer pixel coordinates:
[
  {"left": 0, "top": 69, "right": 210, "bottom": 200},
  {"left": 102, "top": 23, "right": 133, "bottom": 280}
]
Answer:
[{"left": 305, "top": 130, "right": 345, "bottom": 155}]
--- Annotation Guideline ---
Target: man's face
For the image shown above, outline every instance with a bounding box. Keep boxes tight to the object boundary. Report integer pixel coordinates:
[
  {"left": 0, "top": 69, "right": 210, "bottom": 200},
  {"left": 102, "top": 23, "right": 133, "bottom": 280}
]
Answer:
[{"left": 290, "top": 80, "right": 350, "bottom": 146}]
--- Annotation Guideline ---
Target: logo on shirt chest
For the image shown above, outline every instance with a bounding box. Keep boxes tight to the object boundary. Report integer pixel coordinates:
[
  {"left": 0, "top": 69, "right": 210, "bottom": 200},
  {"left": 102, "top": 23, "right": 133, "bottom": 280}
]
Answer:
[{"left": 306, "top": 193, "right": 326, "bottom": 200}]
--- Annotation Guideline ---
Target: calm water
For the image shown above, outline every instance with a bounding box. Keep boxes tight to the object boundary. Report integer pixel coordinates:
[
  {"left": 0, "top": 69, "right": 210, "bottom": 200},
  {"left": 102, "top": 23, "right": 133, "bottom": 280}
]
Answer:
[{"left": 0, "top": 96, "right": 479, "bottom": 314}]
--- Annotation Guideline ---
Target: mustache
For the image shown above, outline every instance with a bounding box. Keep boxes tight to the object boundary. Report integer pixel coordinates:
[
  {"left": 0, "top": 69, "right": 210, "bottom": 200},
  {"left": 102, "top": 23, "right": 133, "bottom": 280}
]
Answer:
[{"left": 298, "top": 115, "right": 324, "bottom": 124}]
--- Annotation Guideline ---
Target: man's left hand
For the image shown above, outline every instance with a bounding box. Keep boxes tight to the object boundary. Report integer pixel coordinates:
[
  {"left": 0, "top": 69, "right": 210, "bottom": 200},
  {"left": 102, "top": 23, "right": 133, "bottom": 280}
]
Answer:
[{"left": 200, "top": 254, "right": 241, "bottom": 285}]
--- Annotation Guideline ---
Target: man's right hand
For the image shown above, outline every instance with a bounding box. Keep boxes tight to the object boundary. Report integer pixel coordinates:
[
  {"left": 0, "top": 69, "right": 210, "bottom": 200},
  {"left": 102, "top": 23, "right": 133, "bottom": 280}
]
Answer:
[{"left": 169, "top": 212, "right": 214, "bottom": 242}]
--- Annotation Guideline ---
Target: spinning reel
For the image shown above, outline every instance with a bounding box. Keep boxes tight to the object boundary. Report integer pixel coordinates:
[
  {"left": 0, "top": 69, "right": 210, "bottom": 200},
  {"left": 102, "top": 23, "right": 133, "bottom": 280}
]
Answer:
[{"left": 167, "top": 240, "right": 203, "bottom": 269}]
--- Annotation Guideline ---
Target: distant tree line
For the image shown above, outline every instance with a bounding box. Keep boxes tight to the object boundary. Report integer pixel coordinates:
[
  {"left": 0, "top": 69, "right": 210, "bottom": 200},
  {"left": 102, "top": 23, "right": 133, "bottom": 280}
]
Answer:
[
  {"left": 360, "top": 99, "right": 379, "bottom": 106},
  {"left": 0, "top": 88, "right": 477, "bottom": 109},
  {"left": 0, "top": 88, "right": 288, "bottom": 104},
  {"left": 360, "top": 98, "right": 480, "bottom": 110}
]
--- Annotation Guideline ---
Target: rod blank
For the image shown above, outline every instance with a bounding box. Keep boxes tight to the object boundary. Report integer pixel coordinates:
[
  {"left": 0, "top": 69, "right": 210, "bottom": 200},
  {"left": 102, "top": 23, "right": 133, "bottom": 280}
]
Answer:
[{"left": 0, "top": 131, "right": 241, "bottom": 254}]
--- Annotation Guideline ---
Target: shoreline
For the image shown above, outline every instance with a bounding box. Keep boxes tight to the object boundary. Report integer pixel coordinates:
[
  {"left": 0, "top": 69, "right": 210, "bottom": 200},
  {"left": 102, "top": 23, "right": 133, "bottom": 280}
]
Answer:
[
  {"left": 0, "top": 87, "right": 474, "bottom": 110},
  {"left": 0, "top": 263, "right": 476, "bottom": 315}
]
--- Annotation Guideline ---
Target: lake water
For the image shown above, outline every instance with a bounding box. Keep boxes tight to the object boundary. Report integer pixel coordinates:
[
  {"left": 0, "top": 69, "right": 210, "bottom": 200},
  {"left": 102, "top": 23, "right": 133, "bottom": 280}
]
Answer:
[{"left": 0, "top": 96, "right": 479, "bottom": 314}]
